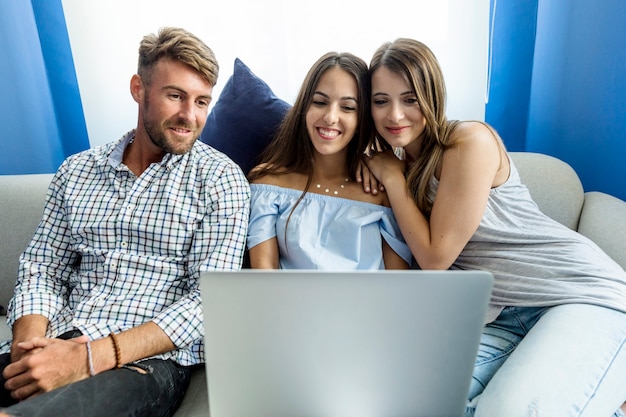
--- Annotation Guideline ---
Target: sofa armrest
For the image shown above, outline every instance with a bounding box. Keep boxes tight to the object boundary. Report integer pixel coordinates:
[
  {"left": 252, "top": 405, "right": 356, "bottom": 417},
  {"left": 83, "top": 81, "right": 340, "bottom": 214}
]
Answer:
[
  {"left": 0, "top": 317, "right": 10, "bottom": 343},
  {"left": 578, "top": 191, "right": 626, "bottom": 271},
  {"left": 509, "top": 152, "right": 584, "bottom": 230},
  {"left": 0, "top": 174, "right": 54, "bottom": 316}
]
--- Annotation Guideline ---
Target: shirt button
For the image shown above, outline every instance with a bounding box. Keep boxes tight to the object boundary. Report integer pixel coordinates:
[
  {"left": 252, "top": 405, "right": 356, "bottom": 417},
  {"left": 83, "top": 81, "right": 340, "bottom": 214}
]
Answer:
[{"left": 120, "top": 241, "right": 128, "bottom": 248}]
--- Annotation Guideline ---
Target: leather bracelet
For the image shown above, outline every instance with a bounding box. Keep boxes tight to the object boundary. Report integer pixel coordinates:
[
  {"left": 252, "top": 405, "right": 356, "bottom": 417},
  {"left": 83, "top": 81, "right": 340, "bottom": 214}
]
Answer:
[{"left": 109, "top": 332, "right": 122, "bottom": 368}]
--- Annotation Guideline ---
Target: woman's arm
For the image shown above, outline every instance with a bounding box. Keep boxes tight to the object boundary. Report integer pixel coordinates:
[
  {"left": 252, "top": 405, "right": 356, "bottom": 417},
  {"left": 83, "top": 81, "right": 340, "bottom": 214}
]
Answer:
[
  {"left": 365, "top": 122, "right": 503, "bottom": 270},
  {"left": 382, "top": 240, "right": 409, "bottom": 269},
  {"left": 249, "top": 238, "right": 280, "bottom": 269}
]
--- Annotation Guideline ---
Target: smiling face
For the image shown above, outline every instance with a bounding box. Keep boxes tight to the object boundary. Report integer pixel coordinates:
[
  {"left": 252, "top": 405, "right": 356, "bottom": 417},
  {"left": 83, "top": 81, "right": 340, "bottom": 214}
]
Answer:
[
  {"left": 305, "top": 67, "right": 359, "bottom": 158},
  {"left": 371, "top": 66, "right": 426, "bottom": 152},
  {"left": 133, "top": 57, "right": 213, "bottom": 155}
]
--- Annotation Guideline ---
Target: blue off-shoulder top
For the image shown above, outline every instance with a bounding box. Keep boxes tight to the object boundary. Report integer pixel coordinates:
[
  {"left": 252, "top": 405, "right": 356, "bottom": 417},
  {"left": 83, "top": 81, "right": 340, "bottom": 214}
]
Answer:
[{"left": 247, "top": 184, "right": 412, "bottom": 269}]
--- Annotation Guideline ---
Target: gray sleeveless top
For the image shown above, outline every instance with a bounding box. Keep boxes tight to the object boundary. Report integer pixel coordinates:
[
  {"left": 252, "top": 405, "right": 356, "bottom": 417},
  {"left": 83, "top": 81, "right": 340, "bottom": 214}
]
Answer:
[{"left": 431, "top": 156, "right": 626, "bottom": 323}]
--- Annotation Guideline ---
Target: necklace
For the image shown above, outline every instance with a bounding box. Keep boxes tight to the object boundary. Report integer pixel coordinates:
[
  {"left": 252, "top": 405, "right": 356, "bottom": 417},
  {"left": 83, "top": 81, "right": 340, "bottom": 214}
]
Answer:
[{"left": 315, "top": 178, "right": 350, "bottom": 195}]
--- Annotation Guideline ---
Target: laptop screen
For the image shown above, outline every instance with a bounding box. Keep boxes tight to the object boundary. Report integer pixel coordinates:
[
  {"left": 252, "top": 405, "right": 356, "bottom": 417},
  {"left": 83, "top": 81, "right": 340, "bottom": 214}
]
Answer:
[{"left": 201, "top": 269, "right": 493, "bottom": 417}]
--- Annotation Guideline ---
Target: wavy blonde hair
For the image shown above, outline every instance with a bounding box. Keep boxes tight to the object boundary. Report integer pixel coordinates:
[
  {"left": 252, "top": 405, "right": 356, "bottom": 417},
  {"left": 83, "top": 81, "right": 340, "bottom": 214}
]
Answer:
[{"left": 368, "top": 38, "right": 467, "bottom": 217}]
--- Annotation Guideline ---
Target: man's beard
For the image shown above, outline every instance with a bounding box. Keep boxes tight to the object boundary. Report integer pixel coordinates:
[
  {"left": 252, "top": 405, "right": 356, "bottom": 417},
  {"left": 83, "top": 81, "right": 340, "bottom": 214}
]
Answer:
[{"left": 142, "top": 116, "right": 198, "bottom": 155}]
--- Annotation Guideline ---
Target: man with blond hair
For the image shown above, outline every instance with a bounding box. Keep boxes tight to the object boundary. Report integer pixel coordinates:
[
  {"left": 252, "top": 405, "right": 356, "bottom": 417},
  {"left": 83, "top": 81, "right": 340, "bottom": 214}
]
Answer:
[{"left": 0, "top": 27, "right": 249, "bottom": 417}]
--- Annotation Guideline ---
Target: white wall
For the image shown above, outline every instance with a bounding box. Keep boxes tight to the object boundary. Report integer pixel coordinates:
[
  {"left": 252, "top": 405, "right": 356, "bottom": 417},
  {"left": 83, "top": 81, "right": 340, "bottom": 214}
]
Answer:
[{"left": 62, "top": 0, "right": 489, "bottom": 148}]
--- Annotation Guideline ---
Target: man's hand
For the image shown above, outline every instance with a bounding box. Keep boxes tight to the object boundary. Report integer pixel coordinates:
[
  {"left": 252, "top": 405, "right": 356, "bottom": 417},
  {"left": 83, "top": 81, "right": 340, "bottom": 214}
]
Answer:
[
  {"left": 3, "top": 335, "right": 89, "bottom": 401},
  {"left": 9, "top": 337, "right": 42, "bottom": 365},
  {"left": 9, "top": 314, "right": 49, "bottom": 363}
]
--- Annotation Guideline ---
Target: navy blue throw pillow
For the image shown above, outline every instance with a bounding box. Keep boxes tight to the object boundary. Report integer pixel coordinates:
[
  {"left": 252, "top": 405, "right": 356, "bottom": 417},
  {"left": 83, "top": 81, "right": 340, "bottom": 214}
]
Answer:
[{"left": 200, "top": 58, "right": 291, "bottom": 175}]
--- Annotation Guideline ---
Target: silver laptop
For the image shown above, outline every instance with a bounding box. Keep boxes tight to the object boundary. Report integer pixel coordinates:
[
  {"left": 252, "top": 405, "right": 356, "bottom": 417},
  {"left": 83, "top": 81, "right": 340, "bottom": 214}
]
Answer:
[{"left": 201, "top": 269, "right": 493, "bottom": 417}]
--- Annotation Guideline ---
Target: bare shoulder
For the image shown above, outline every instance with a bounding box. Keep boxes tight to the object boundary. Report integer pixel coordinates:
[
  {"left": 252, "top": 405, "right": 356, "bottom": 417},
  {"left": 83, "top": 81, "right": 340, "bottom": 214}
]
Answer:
[
  {"left": 370, "top": 191, "right": 392, "bottom": 208},
  {"left": 342, "top": 182, "right": 392, "bottom": 207},
  {"left": 251, "top": 168, "right": 392, "bottom": 207},
  {"left": 452, "top": 121, "right": 496, "bottom": 141},
  {"left": 251, "top": 171, "right": 307, "bottom": 190},
  {"left": 450, "top": 121, "right": 503, "bottom": 153},
  {"left": 448, "top": 121, "right": 509, "bottom": 184}
]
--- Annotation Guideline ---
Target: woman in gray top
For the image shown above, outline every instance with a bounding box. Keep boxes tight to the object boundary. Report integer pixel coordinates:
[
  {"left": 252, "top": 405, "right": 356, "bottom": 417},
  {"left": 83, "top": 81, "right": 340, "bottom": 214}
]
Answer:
[{"left": 362, "top": 37, "right": 626, "bottom": 417}]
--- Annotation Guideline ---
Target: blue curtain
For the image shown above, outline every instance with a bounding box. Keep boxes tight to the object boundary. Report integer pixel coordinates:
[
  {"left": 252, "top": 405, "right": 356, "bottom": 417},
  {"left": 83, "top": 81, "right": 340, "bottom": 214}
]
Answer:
[
  {"left": 0, "top": 0, "right": 88, "bottom": 175},
  {"left": 485, "top": 0, "right": 538, "bottom": 152},
  {"left": 486, "top": 0, "right": 626, "bottom": 201}
]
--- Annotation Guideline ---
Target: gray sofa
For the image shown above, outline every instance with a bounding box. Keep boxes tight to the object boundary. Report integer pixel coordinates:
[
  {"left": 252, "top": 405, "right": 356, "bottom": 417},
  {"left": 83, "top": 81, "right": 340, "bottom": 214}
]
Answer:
[{"left": 1, "top": 152, "right": 625, "bottom": 416}]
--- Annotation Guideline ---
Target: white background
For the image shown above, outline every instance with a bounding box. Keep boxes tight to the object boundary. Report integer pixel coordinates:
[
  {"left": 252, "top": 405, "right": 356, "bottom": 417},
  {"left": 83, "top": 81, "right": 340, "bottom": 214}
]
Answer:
[{"left": 62, "top": 0, "right": 489, "bottom": 147}]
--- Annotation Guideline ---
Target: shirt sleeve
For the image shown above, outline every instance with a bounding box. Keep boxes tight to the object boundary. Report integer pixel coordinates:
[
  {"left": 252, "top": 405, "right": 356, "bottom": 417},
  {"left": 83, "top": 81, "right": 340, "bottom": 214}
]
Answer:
[
  {"left": 8, "top": 161, "right": 78, "bottom": 328},
  {"left": 152, "top": 162, "right": 250, "bottom": 350},
  {"left": 380, "top": 210, "right": 413, "bottom": 265},
  {"left": 246, "top": 184, "right": 280, "bottom": 250}
]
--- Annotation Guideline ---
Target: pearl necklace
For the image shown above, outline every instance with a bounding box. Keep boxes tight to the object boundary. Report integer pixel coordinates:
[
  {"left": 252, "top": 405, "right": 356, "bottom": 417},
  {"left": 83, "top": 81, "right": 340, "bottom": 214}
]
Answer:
[{"left": 315, "top": 178, "right": 350, "bottom": 195}]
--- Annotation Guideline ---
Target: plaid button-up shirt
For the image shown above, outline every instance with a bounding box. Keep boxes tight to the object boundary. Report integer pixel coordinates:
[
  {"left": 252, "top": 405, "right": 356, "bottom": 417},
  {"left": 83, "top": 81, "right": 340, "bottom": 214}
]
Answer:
[{"left": 3, "top": 130, "right": 250, "bottom": 365}]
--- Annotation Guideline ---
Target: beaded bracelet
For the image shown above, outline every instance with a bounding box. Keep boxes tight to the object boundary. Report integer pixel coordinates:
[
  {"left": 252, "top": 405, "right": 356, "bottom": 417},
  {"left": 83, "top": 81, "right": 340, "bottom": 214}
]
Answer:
[
  {"left": 86, "top": 340, "right": 95, "bottom": 376},
  {"left": 109, "top": 332, "right": 122, "bottom": 368}
]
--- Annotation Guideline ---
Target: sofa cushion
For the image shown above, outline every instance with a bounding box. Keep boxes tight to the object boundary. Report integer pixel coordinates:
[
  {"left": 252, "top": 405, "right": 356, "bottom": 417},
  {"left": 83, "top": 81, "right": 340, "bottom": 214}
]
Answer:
[
  {"left": 0, "top": 318, "right": 9, "bottom": 343},
  {"left": 0, "top": 174, "right": 54, "bottom": 321},
  {"left": 173, "top": 366, "right": 208, "bottom": 416},
  {"left": 199, "top": 58, "right": 291, "bottom": 175},
  {"left": 578, "top": 191, "right": 626, "bottom": 270},
  {"left": 509, "top": 152, "right": 584, "bottom": 230}
]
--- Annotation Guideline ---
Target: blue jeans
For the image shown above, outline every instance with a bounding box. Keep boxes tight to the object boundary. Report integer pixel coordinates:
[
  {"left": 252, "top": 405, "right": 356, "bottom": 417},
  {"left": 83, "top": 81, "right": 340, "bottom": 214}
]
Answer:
[
  {"left": 467, "top": 304, "right": 626, "bottom": 417},
  {"left": 0, "top": 348, "right": 191, "bottom": 417}
]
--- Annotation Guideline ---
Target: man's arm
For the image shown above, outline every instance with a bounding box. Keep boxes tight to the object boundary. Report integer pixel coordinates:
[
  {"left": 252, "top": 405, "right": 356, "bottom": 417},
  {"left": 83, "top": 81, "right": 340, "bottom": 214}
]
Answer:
[
  {"left": 3, "top": 320, "right": 174, "bottom": 401},
  {"left": 8, "top": 164, "right": 78, "bottom": 332},
  {"left": 4, "top": 160, "right": 251, "bottom": 400},
  {"left": 9, "top": 315, "right": 49, "bottom": 362},
  {"left": 90, "top": 322, "right": 174, "bottom": 372},
  {"left": 150, "top": 163, "right": 250, "bottom": 351}
]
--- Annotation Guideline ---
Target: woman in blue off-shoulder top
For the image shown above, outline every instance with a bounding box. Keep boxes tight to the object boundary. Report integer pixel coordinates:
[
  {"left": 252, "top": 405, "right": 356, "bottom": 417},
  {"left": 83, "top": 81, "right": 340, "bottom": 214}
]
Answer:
[{"left": 246, "top": 52, "right": 411, "bottom": 270}]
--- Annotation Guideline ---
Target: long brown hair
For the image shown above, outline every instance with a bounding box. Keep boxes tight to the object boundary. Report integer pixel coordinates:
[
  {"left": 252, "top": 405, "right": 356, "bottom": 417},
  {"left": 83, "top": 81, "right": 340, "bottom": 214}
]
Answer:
[
  {"left": 248, "top": 52, "right": 369, "bottom": 248},
  {"left": 249, "top": 52, "right": 370, "bottom": 183},
  {"left": 368, "top": 38, "right": 459, "bottom": 217}
]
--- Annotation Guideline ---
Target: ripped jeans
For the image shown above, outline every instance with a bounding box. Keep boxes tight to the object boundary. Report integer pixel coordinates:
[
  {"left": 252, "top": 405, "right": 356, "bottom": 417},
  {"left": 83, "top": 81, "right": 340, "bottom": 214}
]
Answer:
[{"left": 0, "top": 331, "right": 191, "bottom": 417}]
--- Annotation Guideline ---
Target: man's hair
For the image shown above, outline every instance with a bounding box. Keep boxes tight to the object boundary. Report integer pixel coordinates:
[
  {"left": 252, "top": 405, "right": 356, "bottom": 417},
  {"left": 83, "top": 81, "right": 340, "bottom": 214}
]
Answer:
[{"left": 137, "top": 27, "right": 218, "bottom": 87}]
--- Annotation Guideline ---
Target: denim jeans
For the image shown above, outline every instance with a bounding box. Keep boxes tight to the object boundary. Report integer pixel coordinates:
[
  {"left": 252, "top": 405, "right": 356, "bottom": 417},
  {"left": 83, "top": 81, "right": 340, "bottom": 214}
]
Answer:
[
  {"left": 466, "top": 304, "right": 626, "bottom": 417},
  {"left": 0, "top": 343, "right": 191, "bottom": 417}
]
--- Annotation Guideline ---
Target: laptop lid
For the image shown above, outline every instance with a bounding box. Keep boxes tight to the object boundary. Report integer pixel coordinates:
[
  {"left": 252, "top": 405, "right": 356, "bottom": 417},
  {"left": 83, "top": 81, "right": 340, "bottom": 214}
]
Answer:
[{"left": 201, "top": 269, "right": 493, "bottom": 417}]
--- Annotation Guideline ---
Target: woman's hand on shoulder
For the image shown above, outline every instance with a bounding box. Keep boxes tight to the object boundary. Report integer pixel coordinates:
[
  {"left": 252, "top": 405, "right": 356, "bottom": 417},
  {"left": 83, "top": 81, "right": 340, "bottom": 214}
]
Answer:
[
  {"left": 361, "top": 149, "right": 406, "bottom": 191},
  {"left": 356, "top": 158, "right": 383, "bottom": 194}
]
